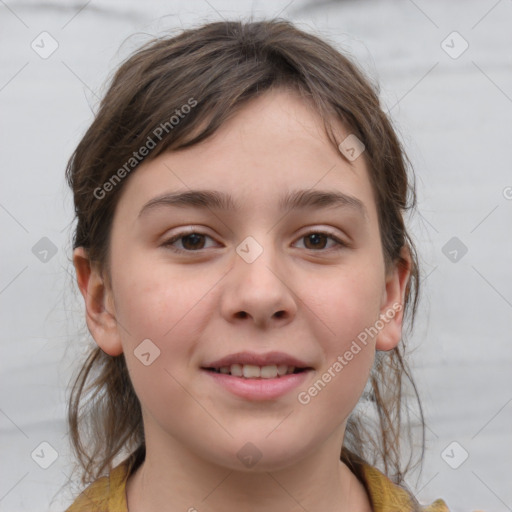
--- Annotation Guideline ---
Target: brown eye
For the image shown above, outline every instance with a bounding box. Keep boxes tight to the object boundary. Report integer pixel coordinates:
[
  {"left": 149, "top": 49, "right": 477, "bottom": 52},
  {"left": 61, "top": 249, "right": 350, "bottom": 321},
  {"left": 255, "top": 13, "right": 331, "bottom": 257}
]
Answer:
[
  {"left": 162, "top": 229, "right": 347, "bottom": 254},
  {"left": 180, "top": 233, "right": 206, "bottom": 250},
  {"left": 163, "top": 232, "right": 215, "bottom": 252},
  {"left": 295, "top": 231, "right": 347, "bottom": 252},
  {"left": 304, "top": 233, "right": 328, "bottom": 250}
]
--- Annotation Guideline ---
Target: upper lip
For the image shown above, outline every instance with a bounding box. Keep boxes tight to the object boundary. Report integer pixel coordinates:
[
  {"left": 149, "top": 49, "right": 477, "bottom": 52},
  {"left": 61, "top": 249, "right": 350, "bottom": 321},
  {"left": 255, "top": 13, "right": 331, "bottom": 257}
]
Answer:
[{"left": 202, "top": 351, "right": 312, "bottom": 369}]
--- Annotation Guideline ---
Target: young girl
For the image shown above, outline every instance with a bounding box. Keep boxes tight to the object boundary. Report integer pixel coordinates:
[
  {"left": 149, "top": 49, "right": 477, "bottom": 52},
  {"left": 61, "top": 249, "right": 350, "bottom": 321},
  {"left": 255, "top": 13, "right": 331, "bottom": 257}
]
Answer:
[{"left": 64, "top": 19, "right": 450, "bottom": 512}]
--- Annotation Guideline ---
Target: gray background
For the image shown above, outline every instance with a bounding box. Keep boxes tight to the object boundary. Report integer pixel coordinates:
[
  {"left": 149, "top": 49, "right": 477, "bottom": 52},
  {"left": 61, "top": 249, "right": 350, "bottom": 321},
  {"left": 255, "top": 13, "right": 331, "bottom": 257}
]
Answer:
[{"left": 1, "top": 0, "right": 511, "bottom": 510}]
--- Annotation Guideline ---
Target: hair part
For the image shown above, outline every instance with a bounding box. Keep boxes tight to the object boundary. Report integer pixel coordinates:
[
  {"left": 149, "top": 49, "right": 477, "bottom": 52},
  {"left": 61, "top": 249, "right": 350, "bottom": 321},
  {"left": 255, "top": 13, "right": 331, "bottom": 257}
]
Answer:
[{"left": 66, "top": 18, "right": 424, "bottom": 497}]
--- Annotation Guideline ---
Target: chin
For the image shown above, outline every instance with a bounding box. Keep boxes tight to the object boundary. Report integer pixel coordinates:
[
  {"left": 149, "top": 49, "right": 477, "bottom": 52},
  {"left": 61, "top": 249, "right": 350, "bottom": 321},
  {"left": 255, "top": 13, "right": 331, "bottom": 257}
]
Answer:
[{"left": 196, "top": 437, "right": 315, "bottom": 474}]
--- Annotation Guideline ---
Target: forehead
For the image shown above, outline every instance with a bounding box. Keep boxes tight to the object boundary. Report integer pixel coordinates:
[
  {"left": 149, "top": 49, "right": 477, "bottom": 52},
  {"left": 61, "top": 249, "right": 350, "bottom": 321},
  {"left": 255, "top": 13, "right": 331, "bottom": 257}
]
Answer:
[{"left": 114, "top": 88, "right": 378, "bottom": 226}]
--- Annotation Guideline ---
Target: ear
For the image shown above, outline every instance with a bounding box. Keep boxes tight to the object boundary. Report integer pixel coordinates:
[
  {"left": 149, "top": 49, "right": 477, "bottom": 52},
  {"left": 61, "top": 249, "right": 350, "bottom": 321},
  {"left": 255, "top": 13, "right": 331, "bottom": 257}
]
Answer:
[
  {"left": 375, "top": 246, "right": 412, "bottom": 351},
  {"left": 72, "top": 247, "right": 123, "bottom": 356}
]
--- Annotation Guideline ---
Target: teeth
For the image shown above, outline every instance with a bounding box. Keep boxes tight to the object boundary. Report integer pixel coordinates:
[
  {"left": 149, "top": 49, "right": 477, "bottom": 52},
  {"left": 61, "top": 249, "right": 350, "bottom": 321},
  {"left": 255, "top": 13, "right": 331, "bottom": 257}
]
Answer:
[
  {"left": 230, "top": 364, "right": 243, "bottom": 377},
  {"left": 260, "top": 365, "right": 277, "bottom": 378},
  {"left": 213, "top": 364, "right": 302, "bottom": 378},
  {"left": 243, "top": 364, "right": 261, "bottom": 378},
  {"left": 277, "top": 364, "right": 288, "bottom": 376}
]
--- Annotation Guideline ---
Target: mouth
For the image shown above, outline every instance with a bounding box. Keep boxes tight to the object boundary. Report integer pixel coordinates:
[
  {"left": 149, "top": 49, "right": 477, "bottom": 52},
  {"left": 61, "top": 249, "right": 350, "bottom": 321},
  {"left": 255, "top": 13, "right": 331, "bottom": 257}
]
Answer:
[
  {"left": 200, "top": 351, "right": 313, "bottom": 400},
  {"left": 201, "top": 350, "right": 313, "bottom": 378},
  {"left": 202, "top": 364, "right": 310, "bottom": 379}
]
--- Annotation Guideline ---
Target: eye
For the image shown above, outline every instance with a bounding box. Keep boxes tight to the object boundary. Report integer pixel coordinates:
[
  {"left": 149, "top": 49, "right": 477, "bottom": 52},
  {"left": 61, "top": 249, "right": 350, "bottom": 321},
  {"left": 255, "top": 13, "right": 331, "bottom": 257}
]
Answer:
[
  {"left": 162, "top": 231, "right": 217, "bottom": 253},
  {"left": 162, "top": 228, "right": 348, "bottom": 254},
  {"left": 294, "top": 230, "right": 348, "bottom": 251}
]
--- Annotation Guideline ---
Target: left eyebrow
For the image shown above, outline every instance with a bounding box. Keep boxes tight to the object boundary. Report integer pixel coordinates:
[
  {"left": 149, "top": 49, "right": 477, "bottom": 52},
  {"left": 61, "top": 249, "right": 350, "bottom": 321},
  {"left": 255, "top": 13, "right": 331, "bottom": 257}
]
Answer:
[{"left": 137, "top": 188, "right": 368, "bottom": 221}]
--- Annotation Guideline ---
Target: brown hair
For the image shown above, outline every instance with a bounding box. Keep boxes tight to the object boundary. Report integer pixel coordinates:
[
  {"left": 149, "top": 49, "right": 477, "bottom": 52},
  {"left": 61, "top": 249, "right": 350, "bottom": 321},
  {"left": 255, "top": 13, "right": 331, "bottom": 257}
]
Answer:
[{"left": 66, "top": 18, "right": 425, "bottom": 499}]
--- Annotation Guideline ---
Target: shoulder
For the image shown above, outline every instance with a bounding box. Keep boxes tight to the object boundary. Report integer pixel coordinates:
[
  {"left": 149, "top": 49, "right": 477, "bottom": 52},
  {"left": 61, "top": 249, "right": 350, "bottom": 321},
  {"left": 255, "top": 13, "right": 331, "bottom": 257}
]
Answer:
[
  {"left": 65, "top": 459, "right": 131, "bottom": 512},
  {"left": 357, "top": 462, "right": 450, "bottom": 512}
]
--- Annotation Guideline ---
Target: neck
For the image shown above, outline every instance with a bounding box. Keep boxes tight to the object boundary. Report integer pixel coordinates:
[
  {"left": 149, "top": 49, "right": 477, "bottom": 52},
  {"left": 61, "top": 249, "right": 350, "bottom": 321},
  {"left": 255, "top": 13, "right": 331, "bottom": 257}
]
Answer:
[{"left": 126, "top": 426, "right": 371, "bottom": 512}]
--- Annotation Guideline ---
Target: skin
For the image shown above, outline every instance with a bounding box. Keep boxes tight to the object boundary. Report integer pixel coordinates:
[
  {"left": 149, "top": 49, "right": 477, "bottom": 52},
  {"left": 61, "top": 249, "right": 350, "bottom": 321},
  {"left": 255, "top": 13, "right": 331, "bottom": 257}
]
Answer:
[{"left": 73, "top": 88, "right": 411, "bottom": 512}]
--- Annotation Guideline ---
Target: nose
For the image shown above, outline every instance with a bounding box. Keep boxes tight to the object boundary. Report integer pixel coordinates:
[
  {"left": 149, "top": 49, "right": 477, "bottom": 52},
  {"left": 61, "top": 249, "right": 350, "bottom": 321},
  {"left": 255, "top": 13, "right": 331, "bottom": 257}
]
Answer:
[{"left": 220, "top": 239, "right": 298, "bottom": 329}]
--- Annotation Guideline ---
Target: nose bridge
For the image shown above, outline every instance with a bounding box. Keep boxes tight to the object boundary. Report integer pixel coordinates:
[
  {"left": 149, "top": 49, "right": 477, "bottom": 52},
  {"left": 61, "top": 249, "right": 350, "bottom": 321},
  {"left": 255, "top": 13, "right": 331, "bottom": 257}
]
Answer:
[
  {"left": 234, "top": 233, "right": 283, "bottom": 292},
  {"left": 222, "top": 232, "right": 297, "bottom": 326}
]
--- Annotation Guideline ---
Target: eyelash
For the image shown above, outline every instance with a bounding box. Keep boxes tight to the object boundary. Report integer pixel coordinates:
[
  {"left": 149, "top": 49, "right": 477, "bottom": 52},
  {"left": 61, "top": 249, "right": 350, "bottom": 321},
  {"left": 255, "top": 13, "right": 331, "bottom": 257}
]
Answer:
[{"left": 162, "top": 229, "right": 348, "bottom": 254}]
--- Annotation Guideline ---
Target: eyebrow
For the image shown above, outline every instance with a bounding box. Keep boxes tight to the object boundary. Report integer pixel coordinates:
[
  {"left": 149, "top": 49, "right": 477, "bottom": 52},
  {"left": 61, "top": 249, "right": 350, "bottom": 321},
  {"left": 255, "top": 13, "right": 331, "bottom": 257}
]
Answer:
[{"left": 138, "top": 188, "right": 368, "bottom": 220}]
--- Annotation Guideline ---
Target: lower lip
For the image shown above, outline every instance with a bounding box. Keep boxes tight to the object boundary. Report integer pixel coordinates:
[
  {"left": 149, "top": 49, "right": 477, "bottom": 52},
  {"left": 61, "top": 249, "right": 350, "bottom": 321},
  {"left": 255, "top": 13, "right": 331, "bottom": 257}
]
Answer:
[{"left": 202, "top": 369, "right": 311, "bottom": 401}]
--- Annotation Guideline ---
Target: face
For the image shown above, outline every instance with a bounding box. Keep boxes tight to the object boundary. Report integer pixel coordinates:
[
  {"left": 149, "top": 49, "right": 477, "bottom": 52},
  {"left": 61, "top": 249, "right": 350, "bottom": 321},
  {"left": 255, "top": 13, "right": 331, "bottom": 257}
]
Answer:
[{"left": 76, "top": 88, "right": 409, "bottom": 472}]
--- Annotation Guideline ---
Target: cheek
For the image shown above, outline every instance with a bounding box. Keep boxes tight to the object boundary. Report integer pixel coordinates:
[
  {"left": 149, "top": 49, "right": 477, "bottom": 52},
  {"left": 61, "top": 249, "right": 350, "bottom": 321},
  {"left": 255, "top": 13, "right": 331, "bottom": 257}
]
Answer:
[
  {"left": 111, "top": 256, "right": 215, "bottom": 344},
  {"left": 296, "top": 265, "right": 382, "bottom": 407},
  {"left": 110, "top": 257, "right": 221, "bottom": 395},
  {"left": 307, "top": 263, "right": 384, "bottom": 344},
  {"left": 294, "top": 316, "right": 376, "bottom": 436},
  {"left": 114, "top": 269, "right": 215, "bottom": 435}
]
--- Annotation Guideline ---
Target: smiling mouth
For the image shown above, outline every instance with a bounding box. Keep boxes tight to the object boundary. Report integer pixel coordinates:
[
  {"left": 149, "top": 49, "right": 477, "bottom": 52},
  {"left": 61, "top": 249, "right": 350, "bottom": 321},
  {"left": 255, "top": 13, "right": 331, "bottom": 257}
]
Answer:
[{"left": 202, "top": 364, "right": 310, "bottom": 379}]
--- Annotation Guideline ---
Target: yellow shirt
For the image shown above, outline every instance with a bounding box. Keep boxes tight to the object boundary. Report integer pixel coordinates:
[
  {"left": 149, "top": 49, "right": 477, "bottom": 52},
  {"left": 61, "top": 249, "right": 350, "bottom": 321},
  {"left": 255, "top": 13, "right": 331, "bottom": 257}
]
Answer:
[{"left": 66, "top": 452, "right": 449, "bottom": 512}]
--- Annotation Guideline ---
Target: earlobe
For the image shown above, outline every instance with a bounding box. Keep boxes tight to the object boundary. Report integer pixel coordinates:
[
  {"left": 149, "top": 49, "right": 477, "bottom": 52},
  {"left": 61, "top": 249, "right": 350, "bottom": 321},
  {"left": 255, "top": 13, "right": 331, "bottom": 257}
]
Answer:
[
  {"left": 375, "top": 247, "right": 412, "bottom": 352},
  {"left": 72, "top": 247, "right": 124, "bottom": 356}
]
